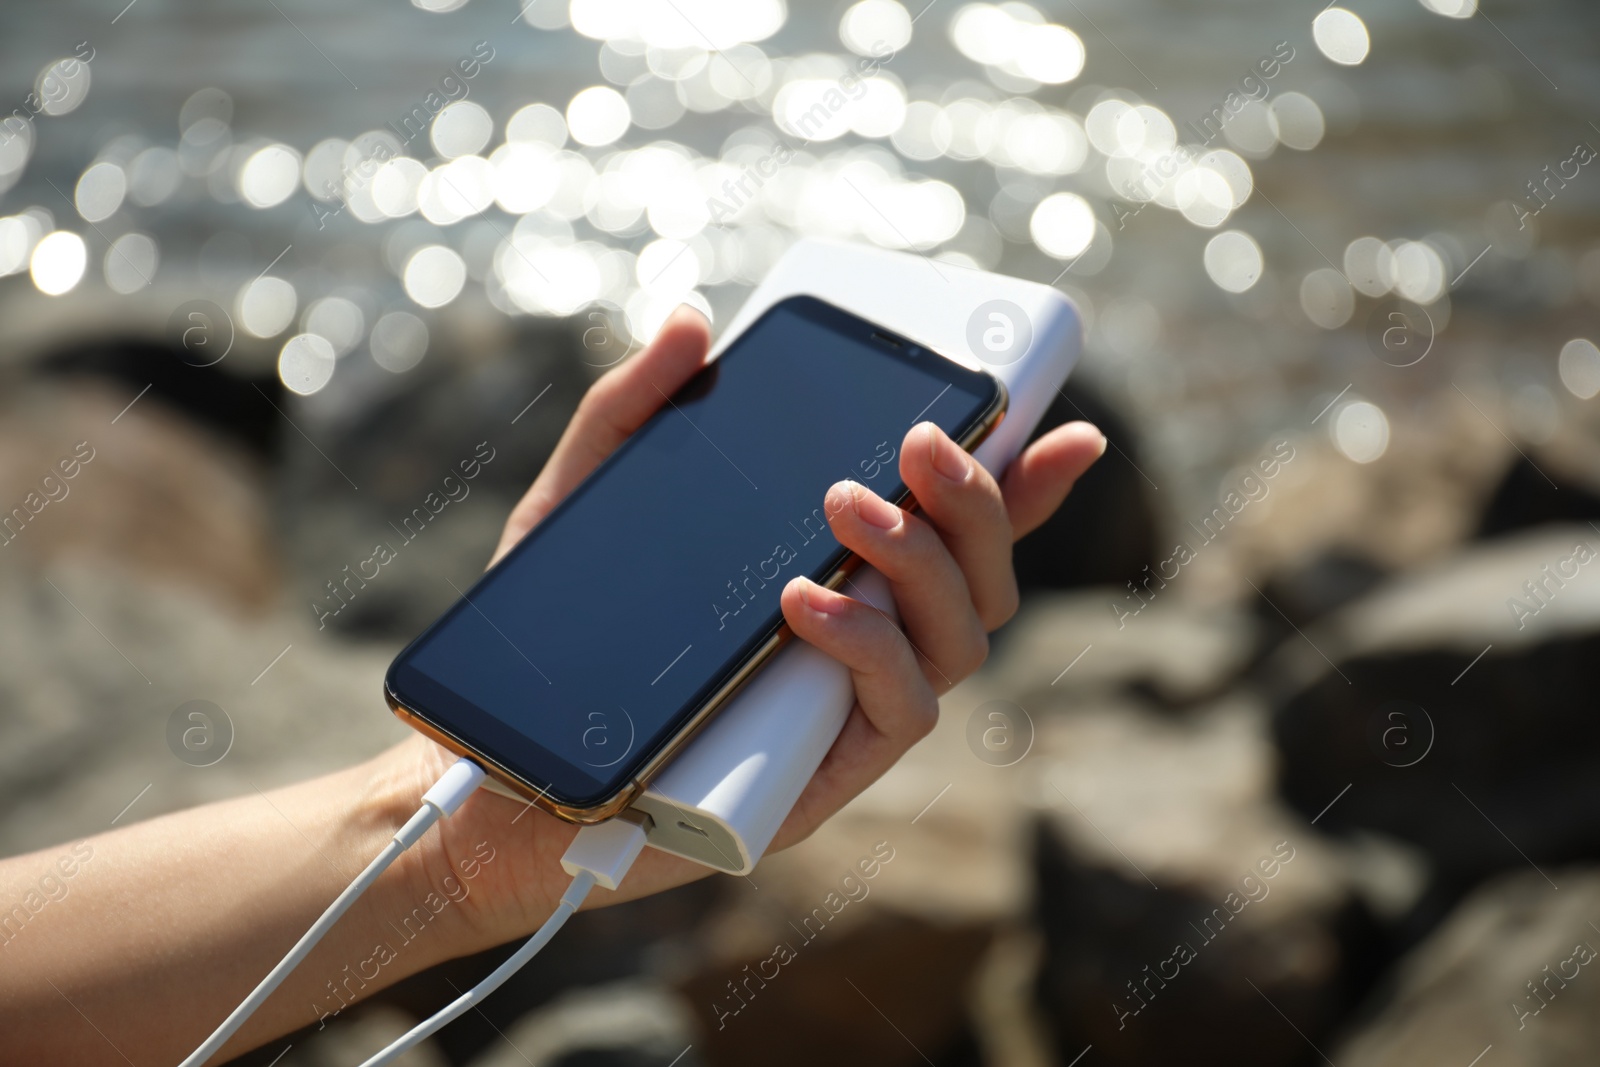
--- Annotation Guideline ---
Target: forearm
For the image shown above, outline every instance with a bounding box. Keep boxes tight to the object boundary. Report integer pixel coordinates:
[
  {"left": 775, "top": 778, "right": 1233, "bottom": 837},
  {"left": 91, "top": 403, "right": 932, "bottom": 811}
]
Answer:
[{"left": 0, "top": 752, "right": 475, "bottom": 1066}]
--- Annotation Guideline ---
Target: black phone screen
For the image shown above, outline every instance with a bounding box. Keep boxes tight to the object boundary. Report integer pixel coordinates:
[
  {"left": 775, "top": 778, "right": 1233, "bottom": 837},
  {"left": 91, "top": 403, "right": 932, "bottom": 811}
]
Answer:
[{"left": 387, "top": 295, "right": 1001, "bottom": 808}]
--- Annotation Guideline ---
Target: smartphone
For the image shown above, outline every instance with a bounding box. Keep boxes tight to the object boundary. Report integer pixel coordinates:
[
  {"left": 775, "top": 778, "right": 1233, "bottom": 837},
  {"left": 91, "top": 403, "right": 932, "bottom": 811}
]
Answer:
[{"left": 385, "top": 295, "right": 1007, "bottom": 823}]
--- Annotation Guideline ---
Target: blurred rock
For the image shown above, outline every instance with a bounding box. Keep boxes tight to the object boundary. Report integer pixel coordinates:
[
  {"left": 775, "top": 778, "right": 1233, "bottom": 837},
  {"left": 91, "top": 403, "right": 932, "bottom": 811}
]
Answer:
[
  {"left": 1333, "top": 869, "right": 1600, "bottom": 1065},
  {"left": 39, "top": 336, "right": 286, "bottom": 459},
  {"left": 1474, "top": 452, "right": 1600, "bottom": 541},
  {"left": 1011, "top": 382, "right": 1157, "bottom": 597},
  {"left": 277, "top": 318, "right": 597, "bottom": 640},
  {"left": 758, "top": 590, "right": 1411, "bottom": 1067},
  {"left": 467, "top": 980, "right": 699, "bottom": 1067},
  {"left": 1254, "top": 550, "right": 1390, "bottom": 632},
  {"left": 0, "top": 374, "right": 396, "bottom": 857},
  {"left": 991, "top": 590, "right": 1259, "bottom": 707},
  {"left": 375, "top": 879, "right": 720, "bottom": 1067},
  {"left": 968, "top": 926, "right": 1057, "bottom": 1067},
  {"left": 225, "top": 1004, "right": 448, "bottom": 1067},
  {"left": 0, "top": 556, "right": 408, "bottom": 859},
  {"left": 678, "top": 912, "right": 992, "bottom": 1067},
  {"left": 1024, "top": 697, "right": 1389, "bottom": 1067},
  {"left": 0, "top": 379, "right": 278, "bottom": 612},
  {"left": 1180, "top": 406, "right": 1503, "bottom": 592},
  {"left": 1270, "top": 524, "right": 1600, "bottom": 934}
]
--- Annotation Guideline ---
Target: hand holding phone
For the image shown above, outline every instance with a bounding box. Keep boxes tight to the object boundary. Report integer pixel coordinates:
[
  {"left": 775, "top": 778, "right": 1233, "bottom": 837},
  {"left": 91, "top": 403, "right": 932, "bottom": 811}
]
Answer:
[
  {"left": 388, "top": 295, "right": 1013, "bottom": 821},
  {"left": 382, "top": 305, "right": 1105, "bottom": 953}
]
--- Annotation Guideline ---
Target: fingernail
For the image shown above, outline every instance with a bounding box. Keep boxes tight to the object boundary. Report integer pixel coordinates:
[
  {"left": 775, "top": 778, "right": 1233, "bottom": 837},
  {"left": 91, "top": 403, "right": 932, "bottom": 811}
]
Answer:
[
  {"left": 925, "top": 422, "right": 970, "bottom": 482},
  {"left": 824, "top": 480, "right": 854, "bottom": 520},
  {"left": 1069, "top": 421, "right": 1108, "bottom": 458},
  {"left": 836, "top": 479, "right": 901, "bottom": 530},
  {"left": 797, "top": 578, "right": 847, "bottom": 615}
]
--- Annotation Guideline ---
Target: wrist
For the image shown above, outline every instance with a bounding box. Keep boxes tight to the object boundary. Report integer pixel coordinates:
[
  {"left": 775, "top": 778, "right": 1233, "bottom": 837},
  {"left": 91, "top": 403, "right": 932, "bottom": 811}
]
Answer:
[
  {"left": 355, "top": 736, "right": 574, "bottom": 962},
  {"left": 338, "top": 741, "right": 485, "bottom": 973}
]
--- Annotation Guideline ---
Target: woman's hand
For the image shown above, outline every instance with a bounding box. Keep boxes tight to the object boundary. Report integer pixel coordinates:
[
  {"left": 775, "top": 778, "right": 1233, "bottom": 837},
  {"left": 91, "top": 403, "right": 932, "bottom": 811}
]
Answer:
[{"left": 386, "top": 305, "right": 1105, "bottom": 956}]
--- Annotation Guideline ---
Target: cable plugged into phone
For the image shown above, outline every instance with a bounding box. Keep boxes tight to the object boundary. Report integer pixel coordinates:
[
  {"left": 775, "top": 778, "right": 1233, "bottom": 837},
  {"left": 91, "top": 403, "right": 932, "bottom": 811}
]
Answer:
[{"left": 177, "top": 758, "right": 487, "bottom": 1067}]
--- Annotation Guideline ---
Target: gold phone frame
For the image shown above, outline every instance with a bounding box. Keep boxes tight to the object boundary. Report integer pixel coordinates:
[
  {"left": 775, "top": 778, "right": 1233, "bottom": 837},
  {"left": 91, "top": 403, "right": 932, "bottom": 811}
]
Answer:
[{"left": 387, "top": 376, "right": 1009, "bottom": 825}]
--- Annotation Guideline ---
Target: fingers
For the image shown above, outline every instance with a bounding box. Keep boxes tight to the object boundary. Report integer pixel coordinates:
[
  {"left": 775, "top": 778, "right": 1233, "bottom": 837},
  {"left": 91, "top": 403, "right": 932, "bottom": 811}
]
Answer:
[
  {"left": 899, "top": 422, "right": 1019, "bottom": 632},
  {"left": 775, "top": 417, "right": 1107, "bottom": 851},
  {"left": 822, "top": 479, "right": 988, "bottom": 690},
  {"left": 780, "top": 577, "right": 940, "bottom": 747},
  {"left": 1000, "top": 420, "right": 1106, "bottom": 539},
  {"left": 774, "top": 577, "right": 945, "bottom": 846},
  {"left": 492, "top": 306, "right": 711, "bottom": 564}
]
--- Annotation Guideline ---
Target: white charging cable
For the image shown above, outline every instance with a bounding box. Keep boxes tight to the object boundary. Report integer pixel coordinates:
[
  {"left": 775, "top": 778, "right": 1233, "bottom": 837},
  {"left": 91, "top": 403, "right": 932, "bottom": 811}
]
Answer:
[
  {"left": 178, "top": 759, "right": 486, "bottom": 1067},
  {"left": 354, "top": 817, "right": 648, "bottom": 1067},
  {"left": 176, "top": 757, "right": 651, "bottom": 1067}
]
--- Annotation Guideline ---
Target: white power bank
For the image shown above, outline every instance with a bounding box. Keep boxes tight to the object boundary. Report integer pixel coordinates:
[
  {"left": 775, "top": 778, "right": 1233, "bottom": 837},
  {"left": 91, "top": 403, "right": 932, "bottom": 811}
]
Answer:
[{"left": 613, "top": 238, "right": 1083, "bottom": 876}]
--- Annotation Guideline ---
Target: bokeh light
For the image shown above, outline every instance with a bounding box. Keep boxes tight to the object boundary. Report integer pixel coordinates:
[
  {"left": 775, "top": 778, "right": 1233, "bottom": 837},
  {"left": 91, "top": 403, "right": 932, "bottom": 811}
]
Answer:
[
  {"left": 1015, "top": 25, "right": 1086, "bottom": 84},
  {"left": 490, "top": 143, "right": 560, "bottom": 214},
  {"left": 1333, "top": 400, "right": 1391, "bottom": 463},
  {"left": 29, "top": 231, "right": 87, "bottom": 295},
  {"left": 240, "top": 144, "right": 303, "bottom": 209},
  {"left": 570, "top": 0, "right": 786, "bottom": 50},
  {"left": 840, "top": 0, "right": 912, "bottom": 56},
  {"left": 1203, "top": 230, "right": 1263, "bottom": 293},
  {"left": 278, "top": 333, "right": 337, "bottom": 395},
  {"left": 0, "top": 214, "right": 45, "bottom": 276},
  {"left": 1391, "top": 240, "right": 1446, "bottom": 304},
  {"left": 431, "top": 101, "right": 494, "bottom": 159},
  {"left": 506, "top": 103, "right": 569, "bottom": 147},
  {"left": 104, "top": 233, "right": 158, "bottom": 294},
  {"left": 36, "top": 57, "right": 91, "bottom": 117},
  {"left": 1200, "top": 150, "right": 1253, "bottom": 209},
  {"left": 372, "top": 157, "right": 428, "bottom": 218},
  {"left": 128, "top": 147, "right": 181, "bottom": 207},
  {"left": 303, "top": 296, "right": 366, "bottom": 356},
  {"left": 567, "top": 86, "right": 632, "bottom": 147},
  {"left": 627, "top": 76, "right": 688, "bottom": 130},
  {"left": 1177, "top": 168, "right": 1235, "bottom": 228},
  {"left": 637, "top": 237, "right": 702, "bottom": 294},
  {"left": 997, "top": 109, "right": 1089, "bottom": 176},
  {"left": 420, "top": 156, "right": 495, "bottom": 224},
  {"left": 950, "top": 4, "right": 1085, "bottom": 85},
  {"left": 1030, "top": 192, "right": 1094, "bottom": 259},
  {"left": 1558, "top": 339, "right": 1600, "bottom": 399},
  {"left": 237, "top": 276, "right": 298, "bottom": 338},
  {"left": 1313, "top": 9, "right": 1370, "bottom": 66},
  {"left": 1300, "top": 268, "right": 1355, "bottom": 329},
  {"left": 0, "top": 122, "right": 33, "bottom": 198},
  {"left": 1344, "top": 236, "right": 1394, "bottom": 297},
  {"left": 499, "top": 239, "right": 608, "bottom": 316},
  {"left": 302, "top": 138, "right": 349, "bottom": 201},
  {"left": 75, "top": 162, "right": 127, "bottom": 223},
  {"left": 1420, "top": 0, "right": 1476, "bottom": 17},
  {"left": 403, "top": 244, "right": 467, "bottom": 308},
  {"left": 370, "top": 311, "right": 429, "bottom": 373},
  {"left": 1269, "top": 92, "right": 1325, "bottom": 151},
  {"left": 1222, "top": 99, "right": 1277, "bottom": 157}
]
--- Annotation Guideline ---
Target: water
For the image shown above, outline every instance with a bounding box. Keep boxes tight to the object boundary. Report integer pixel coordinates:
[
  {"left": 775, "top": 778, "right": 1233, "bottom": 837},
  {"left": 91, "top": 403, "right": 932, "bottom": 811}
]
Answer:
[{"left": 0, "top": 0, "right": 1595, "bottom": 533}]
